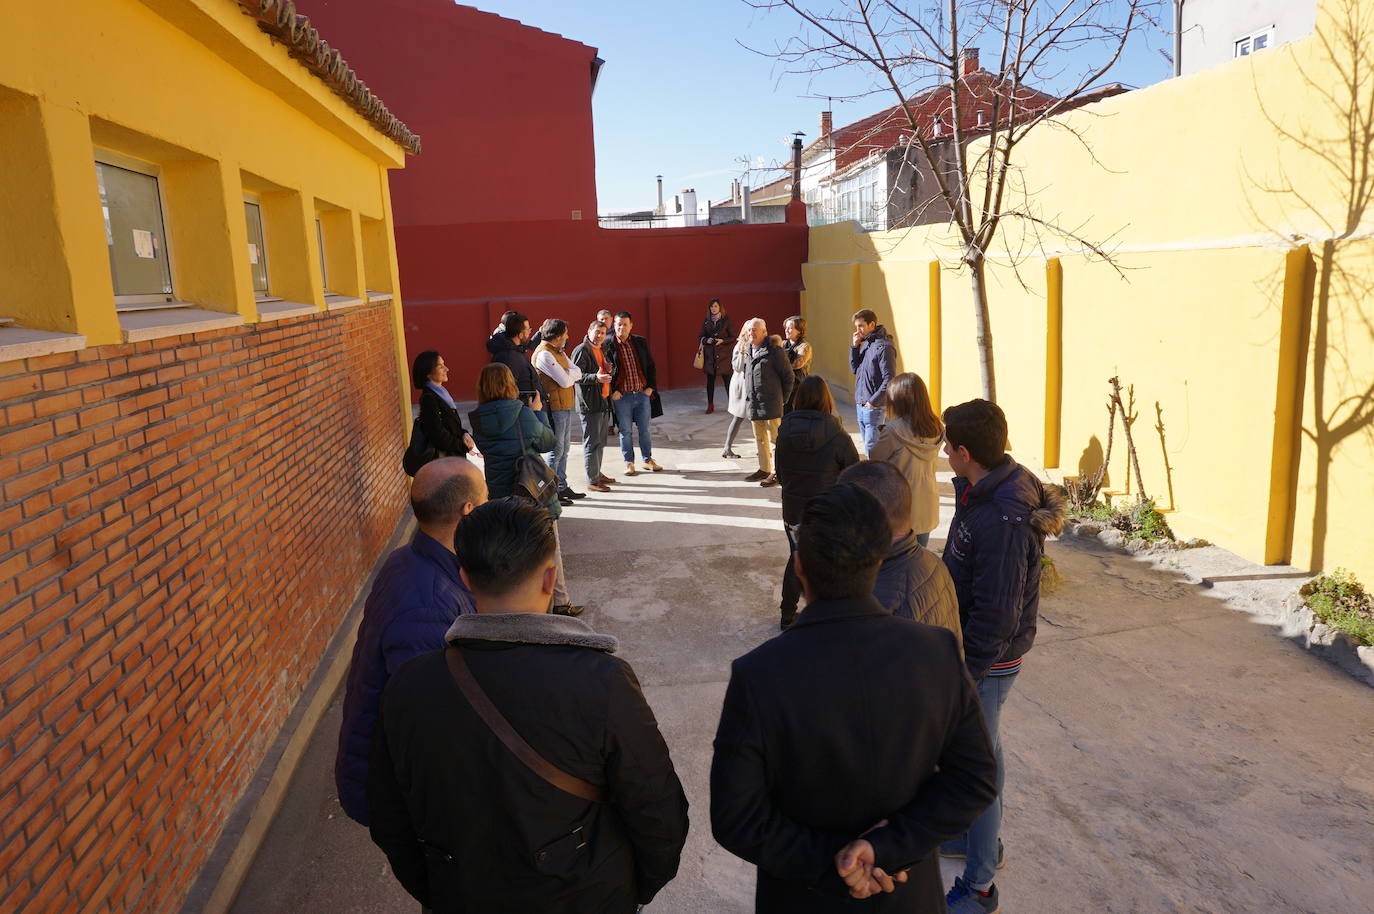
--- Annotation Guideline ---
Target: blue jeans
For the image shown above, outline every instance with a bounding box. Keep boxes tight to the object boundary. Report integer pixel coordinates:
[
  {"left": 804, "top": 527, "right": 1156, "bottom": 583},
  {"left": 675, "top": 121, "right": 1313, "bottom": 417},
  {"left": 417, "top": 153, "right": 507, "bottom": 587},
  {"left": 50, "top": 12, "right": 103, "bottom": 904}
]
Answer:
[
  {"left": 612, "top": 392, "right": 652, "bottom": 462},
  {"left": 954, "top": 671, "right": 1017, "bottom": 889},
  {"left": 856, "top": 403, "right": 884, "bottom": 455},
  {"left": 580, "top": 409, "right": 610, "bottom": 481},
  {"left": 545, "top": 409, "right": 572, "bottom": 489}
]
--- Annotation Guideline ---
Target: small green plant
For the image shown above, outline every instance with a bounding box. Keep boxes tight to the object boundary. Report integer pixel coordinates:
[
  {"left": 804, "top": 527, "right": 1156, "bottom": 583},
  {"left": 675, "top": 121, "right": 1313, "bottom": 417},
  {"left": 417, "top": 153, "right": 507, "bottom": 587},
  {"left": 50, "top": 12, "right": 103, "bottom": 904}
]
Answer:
[
  {"left": 1070, "top": 497, "right": 1174, "bottom": 544},
  {"left": 1302, "top": 569, "right": 1374, "bottom": 647}
]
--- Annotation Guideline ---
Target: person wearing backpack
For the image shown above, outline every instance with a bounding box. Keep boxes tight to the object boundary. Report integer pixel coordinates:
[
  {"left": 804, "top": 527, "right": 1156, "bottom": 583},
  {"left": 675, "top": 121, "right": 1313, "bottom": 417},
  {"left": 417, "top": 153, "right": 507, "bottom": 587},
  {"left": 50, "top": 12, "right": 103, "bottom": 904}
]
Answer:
[{"left": 468, "top": 363, "right": 583, "bottom": 617}]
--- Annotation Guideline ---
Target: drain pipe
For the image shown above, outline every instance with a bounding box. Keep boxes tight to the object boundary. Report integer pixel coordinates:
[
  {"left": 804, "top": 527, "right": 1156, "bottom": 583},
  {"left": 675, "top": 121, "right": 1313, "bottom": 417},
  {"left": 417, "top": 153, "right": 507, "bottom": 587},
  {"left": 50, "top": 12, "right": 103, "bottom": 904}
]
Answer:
[{"left": 1173, "top": 0, "right": 1185, "bottom": 77}]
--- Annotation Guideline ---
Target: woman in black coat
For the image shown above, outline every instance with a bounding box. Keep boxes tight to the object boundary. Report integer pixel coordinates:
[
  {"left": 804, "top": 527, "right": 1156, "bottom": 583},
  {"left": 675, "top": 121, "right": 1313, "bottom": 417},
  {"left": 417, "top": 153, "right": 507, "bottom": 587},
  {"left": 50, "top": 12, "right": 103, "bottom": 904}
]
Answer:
[
  {"left": 773, "top": 376, "right": 860, "bottom": 628},
  {"left": 414, "top": 350, "right": 473, "bottom": 462},
  {"left": 699, "top": 298, "right": 734, "bottom": 414}
]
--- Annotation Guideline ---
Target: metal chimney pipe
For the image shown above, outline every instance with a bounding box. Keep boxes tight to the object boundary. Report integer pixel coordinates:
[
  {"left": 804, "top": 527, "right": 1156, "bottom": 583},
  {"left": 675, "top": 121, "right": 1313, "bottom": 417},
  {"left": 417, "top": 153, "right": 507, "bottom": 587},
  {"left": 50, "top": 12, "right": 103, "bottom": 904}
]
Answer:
[
  {"left": 791, "top": 134, "right": 804, "bottom": 201},
  {"left": 656, "top": 175, "right": 664, "bottom": 212}
]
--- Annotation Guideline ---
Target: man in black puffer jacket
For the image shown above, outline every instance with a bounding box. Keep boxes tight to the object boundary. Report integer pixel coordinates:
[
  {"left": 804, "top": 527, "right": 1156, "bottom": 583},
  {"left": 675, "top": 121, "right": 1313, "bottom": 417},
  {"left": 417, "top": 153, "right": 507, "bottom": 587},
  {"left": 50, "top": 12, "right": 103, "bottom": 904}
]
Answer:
[
  {"left": 773, "top": 376, "right": 859, "bottom": 627},
  {"left": 937, "top": 398, "right": 1064, "bottom": 914}
]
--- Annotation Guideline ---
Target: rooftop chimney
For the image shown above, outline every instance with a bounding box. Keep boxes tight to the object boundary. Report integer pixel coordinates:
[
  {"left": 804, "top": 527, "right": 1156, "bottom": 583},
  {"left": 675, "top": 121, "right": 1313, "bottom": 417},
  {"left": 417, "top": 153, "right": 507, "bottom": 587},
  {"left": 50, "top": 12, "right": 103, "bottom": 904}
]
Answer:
[
  {"left": 959, "top": 47, "right": 980, "bottom": 77},
  {"left": 656, "top": 175, "right": 664, "bottom": 213},
  {"left": 820, "top": 110, "right": 833, "bottom": 138}
]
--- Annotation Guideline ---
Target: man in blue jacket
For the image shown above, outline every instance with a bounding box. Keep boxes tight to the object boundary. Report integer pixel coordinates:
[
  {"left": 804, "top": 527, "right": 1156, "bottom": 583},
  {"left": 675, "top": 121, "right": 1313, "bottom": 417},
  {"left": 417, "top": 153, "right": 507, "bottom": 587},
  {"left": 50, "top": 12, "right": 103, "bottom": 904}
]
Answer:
[
  {"left": 938, "top": 399, "right": 1065, "bottom": 914},
  {"left": 849, "top": 309, "right": 896, "bottom": 455},
  {"left": 334, "top": 456, "right": 487, "bottom": 825}
]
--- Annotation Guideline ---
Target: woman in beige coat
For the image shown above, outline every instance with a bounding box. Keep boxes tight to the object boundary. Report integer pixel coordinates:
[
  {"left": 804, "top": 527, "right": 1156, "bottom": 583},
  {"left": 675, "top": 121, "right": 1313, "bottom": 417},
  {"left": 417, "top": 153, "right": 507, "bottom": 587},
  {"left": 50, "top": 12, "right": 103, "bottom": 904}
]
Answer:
[{"left": 868, "top": 372, "right": 944, "bottom": 546}]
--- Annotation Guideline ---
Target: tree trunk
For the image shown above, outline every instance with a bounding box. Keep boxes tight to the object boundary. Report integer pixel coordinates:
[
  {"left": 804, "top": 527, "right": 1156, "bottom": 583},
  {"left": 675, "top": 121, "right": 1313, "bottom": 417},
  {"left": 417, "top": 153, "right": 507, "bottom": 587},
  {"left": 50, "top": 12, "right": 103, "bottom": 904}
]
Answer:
[{"left": 969, "top": 255, "right": 997, "bottom": 401}]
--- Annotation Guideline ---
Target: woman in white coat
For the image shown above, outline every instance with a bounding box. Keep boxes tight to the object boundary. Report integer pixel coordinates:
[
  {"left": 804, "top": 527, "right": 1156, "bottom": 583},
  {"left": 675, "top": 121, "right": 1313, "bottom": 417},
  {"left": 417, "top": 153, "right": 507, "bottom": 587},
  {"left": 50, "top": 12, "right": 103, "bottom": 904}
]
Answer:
[
  {"left": 868, "top": 372, "right": 944, "bottom": 546},
  {"left": 721, "top": 326, "right": 751, "bottom": 458}
]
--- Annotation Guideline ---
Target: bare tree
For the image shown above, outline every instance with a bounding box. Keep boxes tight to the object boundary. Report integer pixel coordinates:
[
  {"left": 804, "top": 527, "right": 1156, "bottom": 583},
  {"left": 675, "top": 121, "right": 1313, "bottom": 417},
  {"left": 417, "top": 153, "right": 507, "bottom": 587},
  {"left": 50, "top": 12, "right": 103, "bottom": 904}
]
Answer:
[{"left": 747, "top": 0, "right": 1163, "bottom": 400}]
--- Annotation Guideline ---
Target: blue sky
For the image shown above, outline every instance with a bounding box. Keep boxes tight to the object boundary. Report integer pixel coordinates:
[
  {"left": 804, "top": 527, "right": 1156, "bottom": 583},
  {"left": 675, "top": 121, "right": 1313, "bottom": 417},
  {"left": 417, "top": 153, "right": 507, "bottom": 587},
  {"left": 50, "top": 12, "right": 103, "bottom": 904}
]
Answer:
[{"left": 476, "top": 1, "right": 1175, "bottom": 213}]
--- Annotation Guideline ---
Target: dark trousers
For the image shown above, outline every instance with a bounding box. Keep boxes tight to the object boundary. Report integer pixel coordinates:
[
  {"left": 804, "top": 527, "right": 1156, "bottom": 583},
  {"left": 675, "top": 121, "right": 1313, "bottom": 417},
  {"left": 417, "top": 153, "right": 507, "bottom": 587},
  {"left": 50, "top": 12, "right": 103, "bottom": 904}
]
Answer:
[
  {"left": 705, "top": 372, "right": 730, "bottom": 405},
  {"left": 780, "top": 523, "right": 802, "bottom": 620}
]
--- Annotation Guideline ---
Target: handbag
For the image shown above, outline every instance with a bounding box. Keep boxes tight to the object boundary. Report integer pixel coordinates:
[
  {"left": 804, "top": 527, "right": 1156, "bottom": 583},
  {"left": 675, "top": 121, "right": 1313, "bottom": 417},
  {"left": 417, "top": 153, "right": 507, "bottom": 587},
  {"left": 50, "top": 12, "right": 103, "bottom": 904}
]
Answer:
[
  {"left": 512, "top": 407, "right": 559, "bottom": 504},
  {"left": 692, "top": 343, "right": 704, "bottom": 371},
  {"left": 402, "top": 417, "right": 435, "bottom": 477}
]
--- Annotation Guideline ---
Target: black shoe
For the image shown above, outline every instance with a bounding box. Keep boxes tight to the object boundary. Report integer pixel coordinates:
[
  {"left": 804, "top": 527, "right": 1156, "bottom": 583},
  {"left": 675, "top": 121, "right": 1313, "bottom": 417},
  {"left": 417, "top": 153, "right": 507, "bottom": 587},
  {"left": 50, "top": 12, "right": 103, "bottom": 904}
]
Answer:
[
  {"left": 551, "top": 604, "right": 585, "bottom": 617},
  {"left": 779, "top": 614, "right": 795, "bottom": 631},
  {"left": 558, "top": 496, "right": 575, "bottom": 507},
  {"left": 559, "top": 488, "right": 586, "bottom": 500}
]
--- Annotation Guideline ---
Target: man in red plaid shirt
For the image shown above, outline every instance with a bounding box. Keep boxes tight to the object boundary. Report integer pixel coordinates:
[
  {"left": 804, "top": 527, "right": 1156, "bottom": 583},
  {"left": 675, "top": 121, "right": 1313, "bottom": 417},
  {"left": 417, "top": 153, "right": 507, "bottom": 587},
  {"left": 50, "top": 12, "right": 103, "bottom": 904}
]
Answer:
[{"left": 603, "top": 311, "right": 664, "bottom": 476}]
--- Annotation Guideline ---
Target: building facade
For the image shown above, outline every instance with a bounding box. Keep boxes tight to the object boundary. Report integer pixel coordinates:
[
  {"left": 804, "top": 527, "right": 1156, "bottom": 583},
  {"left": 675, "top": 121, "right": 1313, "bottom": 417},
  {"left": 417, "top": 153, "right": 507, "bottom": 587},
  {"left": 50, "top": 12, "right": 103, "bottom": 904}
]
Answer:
[
  {"left": 1177, "top": 0, "right": 1319, "bottom": 75},
  {"left": 0, "top": 2, "right": 414, "bottom": 911}
]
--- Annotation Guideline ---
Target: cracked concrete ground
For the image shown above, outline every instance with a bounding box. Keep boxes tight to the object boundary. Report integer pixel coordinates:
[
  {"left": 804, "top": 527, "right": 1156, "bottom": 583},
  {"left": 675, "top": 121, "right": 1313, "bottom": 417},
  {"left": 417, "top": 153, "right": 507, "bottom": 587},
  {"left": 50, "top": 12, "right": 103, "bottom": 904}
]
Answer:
[{"left": 228, "top": 389, "right": 1373, "bottom": 914}]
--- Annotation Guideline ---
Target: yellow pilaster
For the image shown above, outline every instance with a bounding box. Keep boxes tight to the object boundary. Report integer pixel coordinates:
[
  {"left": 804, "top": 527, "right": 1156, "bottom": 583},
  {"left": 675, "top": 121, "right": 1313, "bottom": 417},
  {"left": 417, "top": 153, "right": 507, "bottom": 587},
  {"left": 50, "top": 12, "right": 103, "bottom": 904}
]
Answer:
[
  {"left": 928, "top": 260, "right": 942, "bottom": 411},
  {"left": 1044, "top": 258, "right": 1063, "bottom": 469},
  {"left": 1264, "top": 247, "right": 1313, "bottom": 565}
]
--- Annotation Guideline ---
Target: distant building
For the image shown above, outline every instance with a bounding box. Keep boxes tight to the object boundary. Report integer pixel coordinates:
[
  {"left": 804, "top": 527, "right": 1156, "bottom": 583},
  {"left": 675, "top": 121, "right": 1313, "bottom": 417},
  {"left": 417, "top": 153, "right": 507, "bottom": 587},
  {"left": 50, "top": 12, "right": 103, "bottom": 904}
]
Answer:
[
  {"left": 798, "top": 49, "right": 1126, "bottom": 231},
  {"left": 709, "top": 176, "right": 792, "bottom": 225},
  {"left": 1176, "top": 0, "right": 1318, "bottom": 76}
]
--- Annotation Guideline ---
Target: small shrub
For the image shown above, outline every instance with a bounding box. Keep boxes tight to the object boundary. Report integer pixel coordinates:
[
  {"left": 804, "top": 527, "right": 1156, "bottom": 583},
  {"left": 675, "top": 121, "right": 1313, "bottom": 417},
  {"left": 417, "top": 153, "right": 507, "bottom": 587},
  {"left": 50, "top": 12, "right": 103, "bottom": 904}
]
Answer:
[
  {"left": 1302, "top": 569, "right": 1374, "bottom": 647},
  {"left": 1071, "top": 497, "right": 1174, "bottom": 544}
]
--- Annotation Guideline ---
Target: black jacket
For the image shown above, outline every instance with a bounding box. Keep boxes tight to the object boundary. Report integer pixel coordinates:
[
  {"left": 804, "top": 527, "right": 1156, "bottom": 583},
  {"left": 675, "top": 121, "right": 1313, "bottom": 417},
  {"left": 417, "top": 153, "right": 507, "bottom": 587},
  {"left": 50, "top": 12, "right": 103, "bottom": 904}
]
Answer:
[
  {"left": 602, "top": 334, "right": 662, "bottom": 419},
  {"left": 699, "top": 314, "right": 734, "bottom": 377},
  {"left": 369, "top": 613, "right": 690, "bottom": 914},
  {"left": 710, "top": 596, "right": 997, "bottom": 914},
  {"left": 734, "top": 337, "right": 795, "bottom": 422},
  {"left": 417, "top": 387, "right": 470, "bottom": 457},
  {"left": 943, "top": 457, "right": 1066, "bottom": 679},
  {"left": 488, "top": 331, "right": 546, "bottom": 401},
  {"left": 773, "top": 410, "right": 860, "bottom": 525},
  {"left": 570, "top": 338, "right": 612, "bottom": 415}
]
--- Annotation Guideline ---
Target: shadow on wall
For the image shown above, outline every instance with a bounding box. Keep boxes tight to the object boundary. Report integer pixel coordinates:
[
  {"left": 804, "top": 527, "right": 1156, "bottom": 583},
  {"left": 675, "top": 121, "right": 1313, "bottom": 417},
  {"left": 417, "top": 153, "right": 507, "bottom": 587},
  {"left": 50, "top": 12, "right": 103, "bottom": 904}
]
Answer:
[{"left": 1255, "top": 0, "right": 1374, "bottom": 571}]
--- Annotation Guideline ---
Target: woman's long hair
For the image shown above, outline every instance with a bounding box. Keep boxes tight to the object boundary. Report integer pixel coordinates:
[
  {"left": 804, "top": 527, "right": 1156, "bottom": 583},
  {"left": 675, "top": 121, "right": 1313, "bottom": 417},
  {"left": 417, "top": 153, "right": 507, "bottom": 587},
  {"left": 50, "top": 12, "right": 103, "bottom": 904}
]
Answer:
[
  {"left": 411, "top": 350, "right": 440, "bottom": 389},
  {"left": 476, "top": 363, "right": 518, "bottom": 404},
  {"left": 792, "top": 375, "right": 835, "bottom": 415},
  {"left": 785, "top": 315, "right": 806, "bottom": 343},
  {"left": 707, "top": 298, "right": 727, "bottom": 322},
  {"left": 886, "top": 373, "right": 942, "bottom": 438}
]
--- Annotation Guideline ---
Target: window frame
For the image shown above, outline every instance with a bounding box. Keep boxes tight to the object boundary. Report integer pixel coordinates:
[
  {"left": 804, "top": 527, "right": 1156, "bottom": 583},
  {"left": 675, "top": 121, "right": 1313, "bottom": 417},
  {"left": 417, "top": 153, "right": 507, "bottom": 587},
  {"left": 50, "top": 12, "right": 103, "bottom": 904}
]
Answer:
[
  {"left": 1234, "top": 26, "right": 1275, "bottom": 58},
  {"left": 242, "top": 192, "right": 278, "bottom": 302},
  {"left": 95, "top": 148, "right": 178, "bottom": 308},
  {"left": 315, "top": 215, "right": 333, "bottom": 294}
]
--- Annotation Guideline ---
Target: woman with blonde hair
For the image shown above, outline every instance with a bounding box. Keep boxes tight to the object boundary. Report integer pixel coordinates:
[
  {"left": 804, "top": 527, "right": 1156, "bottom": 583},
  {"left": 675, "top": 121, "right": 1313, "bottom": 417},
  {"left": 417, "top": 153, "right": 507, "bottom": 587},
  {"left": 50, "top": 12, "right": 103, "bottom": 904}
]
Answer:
[{"left": 869, "top": 372, "right": 943, "bottom": 547}]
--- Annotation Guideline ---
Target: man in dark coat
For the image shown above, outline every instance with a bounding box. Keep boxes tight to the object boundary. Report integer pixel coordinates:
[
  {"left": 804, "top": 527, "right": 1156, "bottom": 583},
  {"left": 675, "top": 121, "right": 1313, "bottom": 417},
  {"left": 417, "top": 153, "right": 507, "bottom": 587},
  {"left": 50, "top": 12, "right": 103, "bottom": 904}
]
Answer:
[
  {"left": 369, "top": 499, "right": 689, "bottom": 914},
  {"left": 602, "top": 311, "right": 664, "bottom": 475},
  {"left": 571, "top": 319, "right": 616, "bottom": 492},
  {"left": 488, "top": 311, "right": 547, "bottom": 405},
  {"left": 938, "top": 398, "right": 1065, "bottom": 914},
  {"left": 849, "top": 308, "right": 896, "bottom": 455},
  {"left": 733, "top": 318, "right": 794, "bottom": 486},
  {"left": 334, "top": 457, "right": 487, "bottom": 826},
  {"left": 838, "top": 461, "right": 961, "bottom": 651},
  {"left": 711, "top": 484, "right": 997, "bottom": 914}
]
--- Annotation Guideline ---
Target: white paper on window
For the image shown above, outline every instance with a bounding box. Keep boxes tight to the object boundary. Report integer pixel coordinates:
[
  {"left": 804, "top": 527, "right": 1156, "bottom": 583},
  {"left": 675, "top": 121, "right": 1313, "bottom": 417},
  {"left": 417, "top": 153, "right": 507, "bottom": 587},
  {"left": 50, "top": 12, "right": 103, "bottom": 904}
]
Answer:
[
  {"left": 132, "top": 229, "right": 155, "bottom": 259},
  {"left": 248, "top": 243, "right": 260, "bottom": 265}
]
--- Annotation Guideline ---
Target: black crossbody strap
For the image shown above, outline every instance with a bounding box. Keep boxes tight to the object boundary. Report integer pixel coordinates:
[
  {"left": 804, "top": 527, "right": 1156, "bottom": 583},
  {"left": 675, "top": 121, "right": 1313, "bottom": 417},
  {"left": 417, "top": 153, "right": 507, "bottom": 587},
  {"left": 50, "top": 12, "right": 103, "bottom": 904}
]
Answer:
[{"left": 445, "top": 646, "right": 604, "bottom": 803}]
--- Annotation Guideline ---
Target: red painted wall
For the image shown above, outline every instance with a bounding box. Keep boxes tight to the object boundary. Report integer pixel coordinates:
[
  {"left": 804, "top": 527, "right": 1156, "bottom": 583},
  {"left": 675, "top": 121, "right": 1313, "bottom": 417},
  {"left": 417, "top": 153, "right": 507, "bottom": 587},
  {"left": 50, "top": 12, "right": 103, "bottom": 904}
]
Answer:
[{"left": 303, "top": 0, "right": 807, "bottom": 400}]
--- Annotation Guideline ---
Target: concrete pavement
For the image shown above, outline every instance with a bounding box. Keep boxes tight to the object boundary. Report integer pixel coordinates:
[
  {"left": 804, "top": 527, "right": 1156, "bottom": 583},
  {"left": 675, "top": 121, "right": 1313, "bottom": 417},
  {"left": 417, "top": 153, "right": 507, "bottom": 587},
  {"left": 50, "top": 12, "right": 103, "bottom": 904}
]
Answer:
[{"left": 227, "top": 388, "right": 1373, "bottom": 914}]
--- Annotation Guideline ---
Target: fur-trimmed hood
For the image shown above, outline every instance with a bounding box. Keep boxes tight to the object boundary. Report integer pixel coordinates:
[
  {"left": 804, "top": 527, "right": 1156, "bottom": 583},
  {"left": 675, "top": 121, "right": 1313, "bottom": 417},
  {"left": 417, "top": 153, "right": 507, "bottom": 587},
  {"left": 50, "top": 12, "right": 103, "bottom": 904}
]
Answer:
[{"left": 445, "top": 611, "right": 618, "bottom": 653}]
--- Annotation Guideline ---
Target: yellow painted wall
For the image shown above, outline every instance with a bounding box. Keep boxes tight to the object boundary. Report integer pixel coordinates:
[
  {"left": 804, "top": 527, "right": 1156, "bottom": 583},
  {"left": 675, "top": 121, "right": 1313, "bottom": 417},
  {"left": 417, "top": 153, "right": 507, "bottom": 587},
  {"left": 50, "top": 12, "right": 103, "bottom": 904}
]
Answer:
[
  {"left": 0, "top": 0, "right": 413, "bottom": 427},
  {"left": 803, "top": 0, "right": 1374, "bottom": 582}
]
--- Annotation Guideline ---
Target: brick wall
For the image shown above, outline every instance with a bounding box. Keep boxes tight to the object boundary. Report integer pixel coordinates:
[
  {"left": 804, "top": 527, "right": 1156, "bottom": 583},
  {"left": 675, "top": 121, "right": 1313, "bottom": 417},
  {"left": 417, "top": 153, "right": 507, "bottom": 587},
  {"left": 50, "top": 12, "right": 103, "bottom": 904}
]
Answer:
[{"left": 0, "top": 303, "right": 409, "bottom": 913}]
